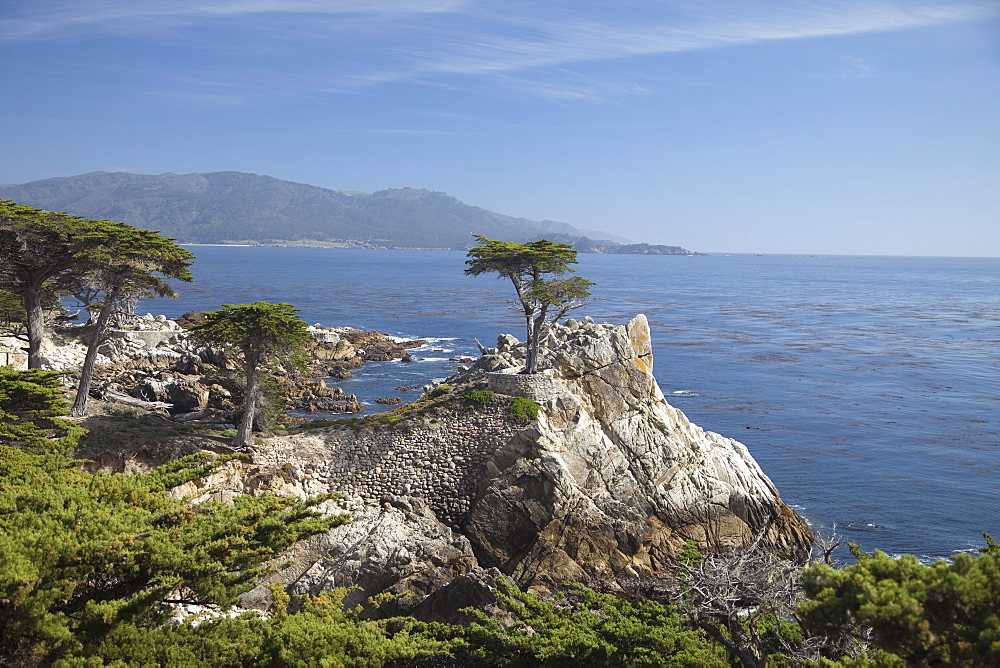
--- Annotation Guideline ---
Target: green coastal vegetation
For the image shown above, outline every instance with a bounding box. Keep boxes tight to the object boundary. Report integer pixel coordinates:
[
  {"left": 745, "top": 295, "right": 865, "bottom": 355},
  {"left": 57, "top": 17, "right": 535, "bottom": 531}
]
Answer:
[{"left": 2, "top": 202, "right": 999, "bottom": 666}]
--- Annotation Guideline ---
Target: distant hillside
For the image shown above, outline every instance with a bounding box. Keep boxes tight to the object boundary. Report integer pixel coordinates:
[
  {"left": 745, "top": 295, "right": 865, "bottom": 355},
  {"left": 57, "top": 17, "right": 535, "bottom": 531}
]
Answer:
[{"left": 0, "top": 171, "right": 693, "bottom": 254}]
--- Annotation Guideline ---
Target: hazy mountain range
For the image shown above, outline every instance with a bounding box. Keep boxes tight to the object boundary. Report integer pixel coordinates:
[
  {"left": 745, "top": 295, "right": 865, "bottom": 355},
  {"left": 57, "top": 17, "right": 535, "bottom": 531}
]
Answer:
[{"left": 0, "top": 171, "right": 693, "bottom": 254}]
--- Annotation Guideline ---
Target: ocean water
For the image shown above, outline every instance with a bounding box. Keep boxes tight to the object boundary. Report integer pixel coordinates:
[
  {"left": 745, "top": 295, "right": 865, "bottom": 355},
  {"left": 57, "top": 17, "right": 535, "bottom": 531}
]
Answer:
[{"left": 142, "top": 247, "right": 1000, "bottom": 561}]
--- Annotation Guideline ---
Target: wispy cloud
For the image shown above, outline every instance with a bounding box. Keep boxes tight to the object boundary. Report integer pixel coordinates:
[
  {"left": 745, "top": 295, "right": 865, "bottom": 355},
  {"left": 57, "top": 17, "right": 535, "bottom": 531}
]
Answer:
[
  {"left": 834, "top": 56, "right": 878, "bottom": 80},
  {"left": 483, "top": 72, "right": 654, "bottom": 103},
  {"left": 403, "top": 2, "right": 996, "bottom": 76},
  {"left": 3, "top": 0, "right": 995, "bottom": 102},
  {"left": 371, "top": 1, "right": 997, "bottom": 99},
  {"left": 0, "top": 1, "right": 467, "bottom": 41}
]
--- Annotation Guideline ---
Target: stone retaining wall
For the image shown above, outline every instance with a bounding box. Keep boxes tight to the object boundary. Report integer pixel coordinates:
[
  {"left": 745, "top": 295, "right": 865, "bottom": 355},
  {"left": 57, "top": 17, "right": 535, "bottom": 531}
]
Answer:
[
  {"left": 257, "top": 402, "right": 524, "bottom": 527},
  {"left": 0, "top": 349, "right": 27, "bottom": 369},
  {"left": 0, "top": 336, "right": 28, "bottom": 369},
  {"left": 486, "top": 372, "right": 557, "bottom": 402}
]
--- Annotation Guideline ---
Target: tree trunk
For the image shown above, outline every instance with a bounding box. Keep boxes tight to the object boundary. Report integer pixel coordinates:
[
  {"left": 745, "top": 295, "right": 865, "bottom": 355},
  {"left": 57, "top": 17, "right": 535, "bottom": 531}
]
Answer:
[
  {"left": 525, "top": 306, "right": 549, "bottom": 374},
  {"left": 235, "top": 352, "right": 260, "bottom": 449},
  {"left": 513, "top": 276, "right": 536, "bottom": 374},
  {"left": 72, "top": 291, "right": 118, "bottom": 417},
  {"left": 700, "top": 620, "right": 765, "bottom": 668},
  {"left": 524, "top": 310, "right": 537, "bottom": 373},
  {"left": 23, "top": 280, "right": 46, "bottom": 369},
  {"left": 526, "top": 316, "right": 542, "bottom": 374}
]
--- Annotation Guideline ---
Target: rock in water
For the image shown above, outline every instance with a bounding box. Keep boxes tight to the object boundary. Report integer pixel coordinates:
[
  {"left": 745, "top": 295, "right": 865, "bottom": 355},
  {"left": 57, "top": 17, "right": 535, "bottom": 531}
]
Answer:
[{"left": 462, "top": 314, "right": 812, "bottom": 590}]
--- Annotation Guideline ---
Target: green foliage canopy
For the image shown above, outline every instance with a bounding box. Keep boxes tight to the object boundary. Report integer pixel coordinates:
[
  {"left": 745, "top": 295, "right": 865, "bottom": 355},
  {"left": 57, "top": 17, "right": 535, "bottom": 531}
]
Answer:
[
  {"left": 0, "top": 444, "right": 346, "bottom": 665},
  {"left": 798, "top": 536, "right": 1000, "bottom": 665},
  {"left": 0, "top": 200, "right": 130, "bottom": 368},
  {"left": 92, "top": 588, "right": 462, "bottom": 667},
  {"left": 0, "top": 366, "right": 83, "bottom": 452},
  {"left": 67, "top": 223, "right": 195, "bottom": 416},
  {"left": 461, "top": 579, "right": 727, "bottom": 666},
  {"left": 1, "top": 199, "right": 193, "bottom": 379}
]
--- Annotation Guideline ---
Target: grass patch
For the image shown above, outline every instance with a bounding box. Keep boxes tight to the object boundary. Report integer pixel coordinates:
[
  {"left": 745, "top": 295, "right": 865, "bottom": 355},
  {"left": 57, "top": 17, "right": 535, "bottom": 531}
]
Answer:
[
  {"left": 461, "top": 389, "right": 495, "bottom": 407},
  {"left": 508, "top": 397, "right": 541, "bottom": 424},
  {"left": 75, "top": 411, "right": 228, "bottom": 463},
  {"left": 292, "top": 392, "right": 454, "bottom": 433}
]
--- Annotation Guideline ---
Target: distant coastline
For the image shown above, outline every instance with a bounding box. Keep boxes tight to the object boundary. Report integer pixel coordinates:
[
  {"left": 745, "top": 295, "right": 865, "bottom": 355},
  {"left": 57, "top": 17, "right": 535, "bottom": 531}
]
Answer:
[{"left": 180, "top": 241, "right": 702, "bottom": 255}]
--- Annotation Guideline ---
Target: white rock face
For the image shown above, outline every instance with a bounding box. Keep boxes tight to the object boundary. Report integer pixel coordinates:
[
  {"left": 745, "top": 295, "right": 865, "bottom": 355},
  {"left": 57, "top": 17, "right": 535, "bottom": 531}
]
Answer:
[
  {"left": 37, "top": 336, "right": 94, "bottom": 371},
  {"left": 239, "top": 496, "right": 478, "bottom": 617},
  {"left": 463, "top": 314, "right": 812, "bottom": 589},
  {"left": 33, "top": 316, "right": 185, "bottom": 372}
]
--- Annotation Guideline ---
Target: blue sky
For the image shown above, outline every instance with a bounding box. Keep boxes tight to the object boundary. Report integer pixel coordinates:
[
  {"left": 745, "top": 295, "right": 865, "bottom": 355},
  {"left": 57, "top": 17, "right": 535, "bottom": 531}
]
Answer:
[{"left": 1, "top": 1, "right": 998, "bottom": 256}]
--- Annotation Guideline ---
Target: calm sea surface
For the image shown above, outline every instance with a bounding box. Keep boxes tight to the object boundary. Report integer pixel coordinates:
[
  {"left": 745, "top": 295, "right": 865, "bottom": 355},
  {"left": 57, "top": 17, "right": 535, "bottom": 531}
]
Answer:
[{"left": 143, "top": 247, "right": 1000, "bottom": 561}]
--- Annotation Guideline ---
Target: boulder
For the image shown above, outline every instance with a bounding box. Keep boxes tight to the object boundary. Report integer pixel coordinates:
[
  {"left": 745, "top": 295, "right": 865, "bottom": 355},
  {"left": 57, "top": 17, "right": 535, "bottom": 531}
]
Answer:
[
  {"left": 132, "top": 375, "right": 210, "bottom": 413},
  {"left": 240, "top": 496, "right": 478, "bottom": 618},
  {"left": 174, "top": 311, "right": 206, "bottom": 329},
  {"left": 274, "top": 373, "right": 364, "bottom": 413},
  {"left": 409, "top": 566, "right": 515, "bottom": 625}
]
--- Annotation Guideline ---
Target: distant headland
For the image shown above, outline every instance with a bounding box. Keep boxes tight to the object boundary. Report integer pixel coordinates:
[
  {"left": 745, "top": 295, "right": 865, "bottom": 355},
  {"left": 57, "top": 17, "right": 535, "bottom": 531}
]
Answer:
[{"left": 0, "top": 171, "right": 697, "bottom": 254}]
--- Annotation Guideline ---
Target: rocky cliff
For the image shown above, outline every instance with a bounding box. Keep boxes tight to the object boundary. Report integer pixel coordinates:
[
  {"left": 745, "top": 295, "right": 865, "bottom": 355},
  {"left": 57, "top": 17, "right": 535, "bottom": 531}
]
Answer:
[
  {"left": 149, "top": 313, "right": 811, "bottom": 616},
  {"left": 460, "top": 314, "right": 812, "bottom": 590},
  {"left": 70, "top": 312, "right": 811, "bottom": 618}
]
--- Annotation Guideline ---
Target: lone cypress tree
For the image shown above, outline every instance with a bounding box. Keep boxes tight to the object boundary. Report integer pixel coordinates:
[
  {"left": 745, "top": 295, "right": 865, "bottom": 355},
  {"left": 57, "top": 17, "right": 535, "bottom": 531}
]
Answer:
[
  {"left": 189, "top": 302, "right": 310, "bottom": 448},
  {"left": 465, "top": 235, "right": 593, "bottom": 373}
]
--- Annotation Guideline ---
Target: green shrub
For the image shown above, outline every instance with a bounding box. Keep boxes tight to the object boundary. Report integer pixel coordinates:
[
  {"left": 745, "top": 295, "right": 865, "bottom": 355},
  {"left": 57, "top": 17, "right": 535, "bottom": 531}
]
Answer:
[
  {"left": 0, "top": 446, "right": 346, "bottom": 664},
  {"left": 798, "top": 535, "right": 1000, "bottom": 666},
  {"left": 462, "top": 390, "right": 495, "bottom": 407},
  {"left": 220, "top": 427, "right": 238, "bottom": 438},
  {"left": 70, "top": 588, "right": 463, "bottom": 666},
  {"left": 678, "top": 539, "right": 704, "bottom": 566},
  {"left": 461, "top": 580, "right": 727, "bottom": 666},
  {"left": 508, "top": 397, "right": 541, "bottom": 424},
  {"left": 0, "top": 366, "right": 83, "bottom": 453}
]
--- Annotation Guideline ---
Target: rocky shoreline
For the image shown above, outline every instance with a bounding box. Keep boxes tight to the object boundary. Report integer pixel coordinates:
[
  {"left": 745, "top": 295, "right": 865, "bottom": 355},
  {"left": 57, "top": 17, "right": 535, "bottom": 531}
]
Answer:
[
  {"left": 60, "top": 313, "right": 812, "bottom": 623},
  {"left": 24, "top": 312, "right": 427, "bottom": 421}
]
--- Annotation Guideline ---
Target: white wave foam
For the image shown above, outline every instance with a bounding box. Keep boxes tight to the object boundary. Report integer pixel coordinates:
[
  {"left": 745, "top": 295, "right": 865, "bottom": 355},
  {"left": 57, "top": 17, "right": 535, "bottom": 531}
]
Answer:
[
  {"left": 670, "top": 390, "right": 700, "bottom": 397},
  {"left": 398, "top": 336, "right": 460, "bottom": 345},
  {"left": 888, "top": 553, "right": 953, "bottom": 565}
]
